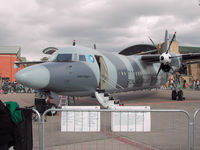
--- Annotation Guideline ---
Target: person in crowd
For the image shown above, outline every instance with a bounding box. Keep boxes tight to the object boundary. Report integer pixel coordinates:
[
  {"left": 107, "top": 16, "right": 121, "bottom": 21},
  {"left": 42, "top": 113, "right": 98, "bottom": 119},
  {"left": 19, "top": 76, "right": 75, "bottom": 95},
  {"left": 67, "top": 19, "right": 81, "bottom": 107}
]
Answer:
[
  {"left": 196, "top": 79, "right": 199, "bottom": 90},
  {"left": 2, "top": 80, "right": 9, "bottom": 94},
  {"left": 193, "top": 80, "right": 196, "bottom": 90},
  {"left": 183, "top": 80, "right": 186, "bottom": 88}
]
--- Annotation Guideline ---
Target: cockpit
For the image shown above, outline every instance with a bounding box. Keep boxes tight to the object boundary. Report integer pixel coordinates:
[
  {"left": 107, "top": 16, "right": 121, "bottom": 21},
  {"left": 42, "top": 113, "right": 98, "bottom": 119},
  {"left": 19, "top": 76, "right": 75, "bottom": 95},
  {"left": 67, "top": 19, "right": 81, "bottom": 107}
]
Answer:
[
  {"left": 57, "top": 54, "right": 72, "bottom": 62},
  {"left": 48, "top": 52, "right": 87, "bottom": 62},
  {"left": 43, "top": 47, "right": 89, "bottom": 63}
]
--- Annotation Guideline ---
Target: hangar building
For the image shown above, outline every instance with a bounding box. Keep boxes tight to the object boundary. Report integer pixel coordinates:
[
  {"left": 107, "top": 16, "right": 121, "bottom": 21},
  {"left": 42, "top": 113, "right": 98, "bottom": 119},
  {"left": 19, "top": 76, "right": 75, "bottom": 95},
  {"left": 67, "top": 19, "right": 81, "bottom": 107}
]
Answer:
[{"left": 0, "top": 46, "right": 25, "bottom": 82}]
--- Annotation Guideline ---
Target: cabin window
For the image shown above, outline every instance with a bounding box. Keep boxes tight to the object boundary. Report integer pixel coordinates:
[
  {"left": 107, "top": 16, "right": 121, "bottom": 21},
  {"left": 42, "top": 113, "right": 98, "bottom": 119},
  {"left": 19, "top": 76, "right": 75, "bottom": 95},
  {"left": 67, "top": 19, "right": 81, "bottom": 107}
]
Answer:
[
  {"left": 57, "top": 54, "right": 72, "bottom": 62},
  {"left": 79, "top": 55, "right": 86, "bottom": 61}
]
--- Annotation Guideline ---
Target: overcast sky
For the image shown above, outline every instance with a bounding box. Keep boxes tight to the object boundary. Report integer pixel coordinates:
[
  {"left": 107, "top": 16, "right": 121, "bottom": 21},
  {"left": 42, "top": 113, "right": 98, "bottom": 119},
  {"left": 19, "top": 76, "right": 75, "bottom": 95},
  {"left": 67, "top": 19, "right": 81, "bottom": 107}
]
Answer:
[{"left": 0, "top": 0, "right": 199, "bottom": 60}]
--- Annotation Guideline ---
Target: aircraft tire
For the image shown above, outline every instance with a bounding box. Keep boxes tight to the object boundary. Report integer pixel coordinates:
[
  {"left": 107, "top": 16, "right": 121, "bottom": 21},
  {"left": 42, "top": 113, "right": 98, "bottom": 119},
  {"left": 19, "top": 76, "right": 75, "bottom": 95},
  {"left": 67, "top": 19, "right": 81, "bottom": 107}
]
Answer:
[
  {"left": 177, "top": 90, "right": 183, "bottom": 101},
  {"left": 46, "top": 103, "right": 57, "bottom": 116},
  {"left": 172, "top": 90, "right": 177, "bottom": 100}
]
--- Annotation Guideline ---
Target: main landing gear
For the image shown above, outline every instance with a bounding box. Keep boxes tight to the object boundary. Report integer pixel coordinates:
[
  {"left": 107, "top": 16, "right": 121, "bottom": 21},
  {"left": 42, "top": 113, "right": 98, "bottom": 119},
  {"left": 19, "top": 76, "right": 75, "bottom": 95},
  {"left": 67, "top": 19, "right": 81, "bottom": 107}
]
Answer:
[
  {"left": 171, "top": 73, "right": 185, "bottom": 101},
  {"left": 172, "top": 90, "right": 185, "bottom": 101}
]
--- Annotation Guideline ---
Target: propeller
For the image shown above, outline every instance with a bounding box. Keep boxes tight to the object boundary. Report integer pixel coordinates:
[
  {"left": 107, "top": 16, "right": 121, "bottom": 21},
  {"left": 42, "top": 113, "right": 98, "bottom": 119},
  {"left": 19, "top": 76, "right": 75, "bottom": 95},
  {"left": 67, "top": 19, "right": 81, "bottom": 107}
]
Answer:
[
  {"left": 166, "top": 32, "right": 176, "bottom": 54},
  {"left": 148, "top": 36, "right": 157, "bottom": 48},
  {"left": 156, "top": 31, "right": 176, "bottom": 77}
]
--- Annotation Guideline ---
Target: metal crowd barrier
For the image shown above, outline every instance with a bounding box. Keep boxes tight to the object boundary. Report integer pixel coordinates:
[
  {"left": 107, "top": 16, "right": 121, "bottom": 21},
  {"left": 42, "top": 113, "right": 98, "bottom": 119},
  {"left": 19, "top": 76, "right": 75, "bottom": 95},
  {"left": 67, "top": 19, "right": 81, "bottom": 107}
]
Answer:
[
  {"left": 35, "top": 108, "right": 191, "bottom": 150},
  {"left": 193, "top": 108, "right": 200, "bottom": 150},
  {"left": 31, "top": 108, "right": 42, "bottom": 150}
]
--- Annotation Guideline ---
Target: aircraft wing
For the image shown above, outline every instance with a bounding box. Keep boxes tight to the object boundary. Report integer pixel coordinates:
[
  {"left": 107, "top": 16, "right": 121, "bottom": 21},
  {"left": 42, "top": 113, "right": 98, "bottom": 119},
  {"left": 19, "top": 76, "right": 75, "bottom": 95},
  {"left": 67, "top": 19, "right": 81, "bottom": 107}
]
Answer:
[
  {"left": 141, "top": 53, "right": 200, "bottom": 64},
  {"left": 15, "top": 61, "right": 44, "bottom": 65},
  {"left": 182, "top": 53, "right": 200, "bottom": 62},
  {"left": 14, "top": 61, "right": 45, "bottom": 68},
  {"left": 187, "top": 61, "right": 200, "bottom": 64},
  {"left": 137, "top": 49, "right": 158, "bottom": 55}
]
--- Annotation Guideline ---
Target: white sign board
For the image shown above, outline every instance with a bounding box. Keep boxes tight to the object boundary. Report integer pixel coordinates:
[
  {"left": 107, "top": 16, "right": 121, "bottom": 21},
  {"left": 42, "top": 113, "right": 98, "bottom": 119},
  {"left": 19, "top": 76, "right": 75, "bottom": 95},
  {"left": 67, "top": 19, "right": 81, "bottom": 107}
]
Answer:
[
  {"left": 61, "top": 106, "right": 100, "bottom": 132},
  {"left": 111, "top": 106, "right": 151, "bottom": 132}
]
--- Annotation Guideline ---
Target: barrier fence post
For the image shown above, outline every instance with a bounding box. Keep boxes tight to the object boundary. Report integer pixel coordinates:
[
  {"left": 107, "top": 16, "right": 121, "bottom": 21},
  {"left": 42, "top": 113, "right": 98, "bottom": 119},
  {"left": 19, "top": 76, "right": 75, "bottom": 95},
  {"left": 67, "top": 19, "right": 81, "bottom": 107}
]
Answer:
[
  {"left": 41, "top": 112, "right": 46, "bottom": 150},
  {"left": 193, "top": 108, "right": 200, "bottom": 150},
  {"left": 32, "top": 109, "right": 42, "bottom": 150}
]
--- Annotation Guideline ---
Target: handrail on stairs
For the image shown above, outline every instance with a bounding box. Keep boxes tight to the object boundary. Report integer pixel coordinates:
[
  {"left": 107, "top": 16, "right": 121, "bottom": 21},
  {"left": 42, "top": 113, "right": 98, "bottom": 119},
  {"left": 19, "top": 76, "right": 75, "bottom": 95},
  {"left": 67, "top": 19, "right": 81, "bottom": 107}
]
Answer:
[{"left": 101, "top": 76, "right": 125, "bottom": 91}]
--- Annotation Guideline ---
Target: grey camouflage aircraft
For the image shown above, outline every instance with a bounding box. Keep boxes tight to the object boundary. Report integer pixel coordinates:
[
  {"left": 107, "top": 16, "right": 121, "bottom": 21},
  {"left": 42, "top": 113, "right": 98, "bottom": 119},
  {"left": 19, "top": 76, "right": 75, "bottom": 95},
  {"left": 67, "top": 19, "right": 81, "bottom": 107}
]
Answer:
[{"left": 15, "top": 30, "right": 200, "bottom": 109}]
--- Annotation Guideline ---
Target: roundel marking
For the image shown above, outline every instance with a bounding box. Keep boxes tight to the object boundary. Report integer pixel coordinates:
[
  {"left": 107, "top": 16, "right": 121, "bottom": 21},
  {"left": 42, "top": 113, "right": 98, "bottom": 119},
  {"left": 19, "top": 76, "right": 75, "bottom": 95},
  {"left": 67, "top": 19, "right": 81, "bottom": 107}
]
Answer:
[{"left": 88, "top": 55, "right": 94, "bottom": 63}]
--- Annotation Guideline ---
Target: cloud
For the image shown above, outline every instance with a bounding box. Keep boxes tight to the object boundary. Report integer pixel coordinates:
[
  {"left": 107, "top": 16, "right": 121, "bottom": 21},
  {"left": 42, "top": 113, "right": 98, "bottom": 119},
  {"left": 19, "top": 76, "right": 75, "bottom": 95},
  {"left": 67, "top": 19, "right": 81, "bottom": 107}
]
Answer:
[{"left": 0, "top": 0, "right": 199, "bottom": 60}]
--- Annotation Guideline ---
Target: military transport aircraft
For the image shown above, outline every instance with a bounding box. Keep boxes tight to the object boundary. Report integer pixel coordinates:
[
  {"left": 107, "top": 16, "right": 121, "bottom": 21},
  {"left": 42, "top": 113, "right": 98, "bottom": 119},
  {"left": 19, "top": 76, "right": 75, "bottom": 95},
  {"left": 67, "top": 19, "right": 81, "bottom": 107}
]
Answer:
[{"left": 15, "top": 30, "right": 200, "bottom": 109}]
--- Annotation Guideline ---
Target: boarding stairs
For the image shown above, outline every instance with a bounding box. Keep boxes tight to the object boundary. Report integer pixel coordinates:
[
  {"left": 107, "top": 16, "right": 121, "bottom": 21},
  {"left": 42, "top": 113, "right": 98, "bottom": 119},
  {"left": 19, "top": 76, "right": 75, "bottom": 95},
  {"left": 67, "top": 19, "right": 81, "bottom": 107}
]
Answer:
[
  {"left": 95, "top": 77, "right": 124, "bottom": 109},
  {"left": 58, "top": 95, "right": 68, "bottom": 107},
  {"left": 95, "top": 89, "right": 121, "bottom": 109}
]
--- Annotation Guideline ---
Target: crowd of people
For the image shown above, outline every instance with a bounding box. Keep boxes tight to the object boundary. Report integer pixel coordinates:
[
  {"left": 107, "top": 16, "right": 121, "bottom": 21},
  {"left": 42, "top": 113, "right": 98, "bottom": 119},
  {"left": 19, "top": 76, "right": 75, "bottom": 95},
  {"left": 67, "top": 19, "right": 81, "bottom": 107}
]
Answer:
[
  {"left": 166, "top": 79, "right": 200, "bottom": 90},
  {"left": 0, "top": 80, "right": 33, "bottom": 94},
  {"left": 1, "top": 78, "right": 200, "bottom": 95}
]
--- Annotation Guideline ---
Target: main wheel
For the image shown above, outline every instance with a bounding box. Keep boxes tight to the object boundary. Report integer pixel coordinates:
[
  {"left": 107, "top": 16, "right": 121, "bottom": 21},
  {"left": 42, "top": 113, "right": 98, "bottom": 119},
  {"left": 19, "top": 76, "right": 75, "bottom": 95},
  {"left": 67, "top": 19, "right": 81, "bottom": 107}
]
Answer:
[
  {"left": 172, "top": 90, "right": 177, "bottom": 100},
  {"left": 46, "top": 103, "right": 57, "bottom": 116},
  {"left": 177, "top": 90, "right": 183, "bottom": 101}
]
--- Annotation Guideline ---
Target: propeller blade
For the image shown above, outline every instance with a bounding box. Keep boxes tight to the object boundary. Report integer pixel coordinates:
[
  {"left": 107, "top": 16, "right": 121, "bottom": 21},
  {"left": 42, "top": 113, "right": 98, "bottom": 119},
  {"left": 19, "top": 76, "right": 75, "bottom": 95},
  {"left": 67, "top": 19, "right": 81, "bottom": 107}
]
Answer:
[
  {"left": 148, "top": 36, "right": 157, "bottom": 48},
  {"left": 156, "top": 64, "right": 162, "bottom": 78},
  {"left": 166, "top": 32, "right": 176, "bottom": 54},
  {"left": 164, "top": 30, "right": 169, "bottom": 53}
]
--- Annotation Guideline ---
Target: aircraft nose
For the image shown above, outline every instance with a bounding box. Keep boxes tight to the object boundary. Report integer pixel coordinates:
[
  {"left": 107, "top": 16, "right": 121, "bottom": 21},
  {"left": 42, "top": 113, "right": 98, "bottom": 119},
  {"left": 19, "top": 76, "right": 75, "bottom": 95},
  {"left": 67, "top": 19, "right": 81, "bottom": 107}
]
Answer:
[{"left": 15, "top": 65, "right": 50, "bottom": 89}]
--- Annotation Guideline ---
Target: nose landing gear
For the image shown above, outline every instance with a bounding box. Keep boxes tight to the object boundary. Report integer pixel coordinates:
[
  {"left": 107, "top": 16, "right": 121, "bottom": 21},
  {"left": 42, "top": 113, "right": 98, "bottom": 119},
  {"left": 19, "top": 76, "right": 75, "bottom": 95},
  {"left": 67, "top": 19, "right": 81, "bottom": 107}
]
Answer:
[{"left": 34, "top": 92, "right": 57, "bottom": 116}]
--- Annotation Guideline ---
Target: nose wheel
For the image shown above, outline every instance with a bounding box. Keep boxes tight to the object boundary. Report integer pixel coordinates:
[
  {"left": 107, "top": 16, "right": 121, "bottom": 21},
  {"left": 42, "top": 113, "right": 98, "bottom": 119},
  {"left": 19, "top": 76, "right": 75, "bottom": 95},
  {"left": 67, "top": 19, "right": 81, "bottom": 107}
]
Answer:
[
  {"left": 34, "top": 91, "right": 57, "bottom": 116},
  {"left": 46, "top": 103, "right": 57, "bottom": 116}
]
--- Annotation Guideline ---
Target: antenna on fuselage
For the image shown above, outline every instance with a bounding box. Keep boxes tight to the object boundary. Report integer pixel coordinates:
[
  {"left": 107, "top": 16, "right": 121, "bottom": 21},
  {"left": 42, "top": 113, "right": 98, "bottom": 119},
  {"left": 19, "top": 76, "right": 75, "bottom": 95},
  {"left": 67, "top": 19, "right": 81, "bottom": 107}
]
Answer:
[
  {"left": 94, "top": 44, "right": 96, "bottom": 49},
  {"left": 73, "top": 40, "right": 76, "bottom": 46}
]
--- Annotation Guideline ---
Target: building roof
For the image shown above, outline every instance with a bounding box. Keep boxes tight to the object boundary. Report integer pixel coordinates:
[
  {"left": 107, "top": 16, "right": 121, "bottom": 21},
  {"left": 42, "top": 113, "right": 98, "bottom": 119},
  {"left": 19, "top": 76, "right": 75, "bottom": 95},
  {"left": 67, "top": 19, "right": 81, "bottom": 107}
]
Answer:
[
  {"left": 0, "top": 46, "right": 21, "bottom": 58},
  {"left": 179, "top": 46, "right": 200, "bottom": 54}
]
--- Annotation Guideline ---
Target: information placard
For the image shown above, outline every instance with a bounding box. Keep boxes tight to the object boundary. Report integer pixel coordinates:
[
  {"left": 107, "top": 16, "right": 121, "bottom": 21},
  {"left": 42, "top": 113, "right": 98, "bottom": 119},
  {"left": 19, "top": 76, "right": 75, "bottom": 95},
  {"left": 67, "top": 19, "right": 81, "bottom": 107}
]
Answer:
[
  {"left": 111, "top": 106, "right": 151, "bottom": 132},
  {"left": 61, "top": 106, "right": 100, "bottom": 132}
]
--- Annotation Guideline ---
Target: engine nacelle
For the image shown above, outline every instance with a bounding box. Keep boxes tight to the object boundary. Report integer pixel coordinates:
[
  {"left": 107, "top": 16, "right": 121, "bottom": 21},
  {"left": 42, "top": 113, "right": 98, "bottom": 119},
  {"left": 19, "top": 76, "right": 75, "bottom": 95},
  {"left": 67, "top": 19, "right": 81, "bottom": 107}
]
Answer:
[{"left": 161, "top": 63, "right": 171, "bottom": 72}]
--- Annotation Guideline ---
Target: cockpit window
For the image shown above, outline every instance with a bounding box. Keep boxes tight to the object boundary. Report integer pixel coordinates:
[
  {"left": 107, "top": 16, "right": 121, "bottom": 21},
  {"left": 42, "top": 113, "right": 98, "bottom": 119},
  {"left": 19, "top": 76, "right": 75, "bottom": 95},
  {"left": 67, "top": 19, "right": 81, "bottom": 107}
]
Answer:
[
  {"left": 79, "top": 55, "right": 86, "bottom": 61},
  {"left": 57, "top": 54, "right": 72, "bottom": 62}
]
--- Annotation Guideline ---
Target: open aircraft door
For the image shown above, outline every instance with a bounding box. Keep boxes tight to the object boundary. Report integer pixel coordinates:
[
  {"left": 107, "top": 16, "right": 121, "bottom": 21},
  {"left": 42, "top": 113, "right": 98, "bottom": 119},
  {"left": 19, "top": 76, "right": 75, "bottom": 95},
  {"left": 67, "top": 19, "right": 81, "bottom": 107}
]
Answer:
[{"left": 95, "top": 56, "right": 108, "bottom": 89}]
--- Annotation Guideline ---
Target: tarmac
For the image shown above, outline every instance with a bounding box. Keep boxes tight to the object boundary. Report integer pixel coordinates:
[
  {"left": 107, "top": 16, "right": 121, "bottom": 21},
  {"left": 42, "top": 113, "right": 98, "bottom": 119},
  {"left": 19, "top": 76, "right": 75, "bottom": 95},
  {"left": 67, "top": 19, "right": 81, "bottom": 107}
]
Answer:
[{"left": 1, "top": 88, "right": 200, "bottom": 150}]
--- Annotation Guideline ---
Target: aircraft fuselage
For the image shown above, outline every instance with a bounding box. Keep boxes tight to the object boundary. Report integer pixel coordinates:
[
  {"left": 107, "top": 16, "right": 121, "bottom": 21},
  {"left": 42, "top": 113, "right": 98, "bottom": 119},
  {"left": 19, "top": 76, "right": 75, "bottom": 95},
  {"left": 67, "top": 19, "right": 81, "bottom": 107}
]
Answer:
[{"left": 15, "top": 46, "right": 169, "bottom": 96}]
